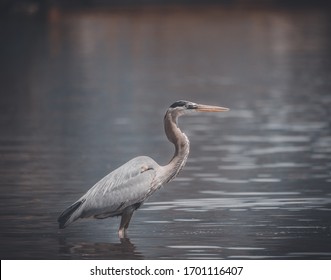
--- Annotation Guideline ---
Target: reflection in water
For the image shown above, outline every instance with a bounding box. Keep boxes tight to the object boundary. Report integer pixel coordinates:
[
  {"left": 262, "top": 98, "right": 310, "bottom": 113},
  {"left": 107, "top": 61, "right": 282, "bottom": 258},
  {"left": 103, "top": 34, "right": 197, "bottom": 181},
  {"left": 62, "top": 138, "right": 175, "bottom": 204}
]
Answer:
[
  {"left": 1, "top": 6, "right": 331, "bottom": 259},
  {"left": 58, "top": 237, "right": 144, "bottom": 259}
]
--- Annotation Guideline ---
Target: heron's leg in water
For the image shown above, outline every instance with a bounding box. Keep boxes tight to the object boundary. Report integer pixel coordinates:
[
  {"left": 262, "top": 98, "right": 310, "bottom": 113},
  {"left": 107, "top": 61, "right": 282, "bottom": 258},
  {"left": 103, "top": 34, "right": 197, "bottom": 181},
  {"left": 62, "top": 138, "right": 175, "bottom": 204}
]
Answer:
[{"left": 118, "top": 208, "right": 134, "bottom": 239}]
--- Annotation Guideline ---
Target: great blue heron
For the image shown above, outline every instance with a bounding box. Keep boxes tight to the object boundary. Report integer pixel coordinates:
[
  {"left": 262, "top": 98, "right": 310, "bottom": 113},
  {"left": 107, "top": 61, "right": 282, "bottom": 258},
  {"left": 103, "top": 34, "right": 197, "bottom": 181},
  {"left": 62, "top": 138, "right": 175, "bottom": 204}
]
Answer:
[{"left": 58, "top": 100, "right": 229, "bottom": 238}]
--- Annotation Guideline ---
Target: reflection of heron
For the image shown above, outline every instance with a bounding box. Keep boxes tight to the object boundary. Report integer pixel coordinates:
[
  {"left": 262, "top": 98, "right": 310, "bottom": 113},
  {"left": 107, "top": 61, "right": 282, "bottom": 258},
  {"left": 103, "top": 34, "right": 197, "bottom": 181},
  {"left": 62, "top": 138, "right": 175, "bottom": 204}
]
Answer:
[
  {"left": 58, "top": 237, "right": 142, "bottom": 259},
  {"left": 58, "top": 100, "right": 228, "bottom": 238}
]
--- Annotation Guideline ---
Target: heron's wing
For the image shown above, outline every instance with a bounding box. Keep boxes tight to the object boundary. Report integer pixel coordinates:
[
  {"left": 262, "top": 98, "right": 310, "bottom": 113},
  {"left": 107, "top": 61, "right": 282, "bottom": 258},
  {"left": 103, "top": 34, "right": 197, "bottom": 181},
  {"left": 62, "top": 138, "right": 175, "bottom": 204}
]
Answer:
[{"left": 79, "top": 156, "right": 159, "bottom": 218}]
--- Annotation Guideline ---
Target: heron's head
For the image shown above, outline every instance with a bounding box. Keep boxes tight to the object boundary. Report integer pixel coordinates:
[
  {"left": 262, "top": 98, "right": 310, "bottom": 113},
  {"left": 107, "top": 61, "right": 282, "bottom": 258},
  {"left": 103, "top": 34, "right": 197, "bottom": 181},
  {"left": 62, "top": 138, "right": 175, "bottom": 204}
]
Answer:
[{"left": 167, "top": 100, "right": 229, "bottom": 117}]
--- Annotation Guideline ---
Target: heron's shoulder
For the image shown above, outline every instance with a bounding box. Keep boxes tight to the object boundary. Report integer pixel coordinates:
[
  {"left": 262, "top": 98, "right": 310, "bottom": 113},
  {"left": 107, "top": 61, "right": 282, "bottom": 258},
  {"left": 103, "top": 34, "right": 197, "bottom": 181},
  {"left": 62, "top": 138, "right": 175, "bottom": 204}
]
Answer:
[
  {"left": 126, "top": 156, "right": 159, "bottom": 169},
  {"left": 94, "top": 156, "right": 158, "bottom": 187}
]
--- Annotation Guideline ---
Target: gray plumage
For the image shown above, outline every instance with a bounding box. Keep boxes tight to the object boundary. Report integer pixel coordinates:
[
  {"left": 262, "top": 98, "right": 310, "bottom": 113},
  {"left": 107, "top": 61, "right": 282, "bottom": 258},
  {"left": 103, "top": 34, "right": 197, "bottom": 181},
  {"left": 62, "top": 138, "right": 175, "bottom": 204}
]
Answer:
[{"left": 57, "top": 100, "right": 228, "bottom": 238}]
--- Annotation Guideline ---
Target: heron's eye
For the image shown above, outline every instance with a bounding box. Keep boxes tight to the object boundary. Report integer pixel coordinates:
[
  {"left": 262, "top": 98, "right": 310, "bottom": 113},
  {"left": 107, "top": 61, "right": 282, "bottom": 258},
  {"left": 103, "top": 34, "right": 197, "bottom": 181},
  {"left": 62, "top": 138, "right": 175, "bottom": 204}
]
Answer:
[{"left": 186, "top": 103, "right": 197, "bottom": 110}]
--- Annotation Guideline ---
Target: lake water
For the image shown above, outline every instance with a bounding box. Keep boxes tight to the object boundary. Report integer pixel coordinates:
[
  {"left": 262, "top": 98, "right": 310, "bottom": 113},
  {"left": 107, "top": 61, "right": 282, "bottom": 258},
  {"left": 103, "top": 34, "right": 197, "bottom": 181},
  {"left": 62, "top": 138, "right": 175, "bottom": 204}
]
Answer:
[{"left": 0, "top": 5, "right": 331, "bottom": 259}]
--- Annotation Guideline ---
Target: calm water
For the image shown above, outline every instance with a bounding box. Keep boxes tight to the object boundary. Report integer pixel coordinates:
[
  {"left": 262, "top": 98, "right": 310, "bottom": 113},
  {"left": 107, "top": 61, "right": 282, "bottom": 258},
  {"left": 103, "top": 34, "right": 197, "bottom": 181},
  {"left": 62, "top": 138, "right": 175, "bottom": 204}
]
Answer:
[{"left": 1, "top": 6, "right": 331, "bottom": 259}]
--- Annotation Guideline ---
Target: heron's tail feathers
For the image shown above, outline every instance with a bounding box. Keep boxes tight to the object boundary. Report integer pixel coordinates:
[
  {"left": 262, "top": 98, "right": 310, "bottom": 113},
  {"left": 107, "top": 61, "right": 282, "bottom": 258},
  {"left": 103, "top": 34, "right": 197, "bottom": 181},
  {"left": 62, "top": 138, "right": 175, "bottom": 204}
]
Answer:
[{"left": 57, "top": 199, "right": 85, "bottom": 229}]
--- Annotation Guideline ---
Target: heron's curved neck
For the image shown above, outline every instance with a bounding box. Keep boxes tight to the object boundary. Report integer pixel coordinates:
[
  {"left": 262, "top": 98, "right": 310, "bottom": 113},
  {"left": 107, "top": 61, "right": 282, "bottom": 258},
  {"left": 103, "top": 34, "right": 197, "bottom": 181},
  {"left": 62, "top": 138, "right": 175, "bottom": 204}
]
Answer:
[{"left": 162, "top": 111, "right": 190, "bottom": 183}]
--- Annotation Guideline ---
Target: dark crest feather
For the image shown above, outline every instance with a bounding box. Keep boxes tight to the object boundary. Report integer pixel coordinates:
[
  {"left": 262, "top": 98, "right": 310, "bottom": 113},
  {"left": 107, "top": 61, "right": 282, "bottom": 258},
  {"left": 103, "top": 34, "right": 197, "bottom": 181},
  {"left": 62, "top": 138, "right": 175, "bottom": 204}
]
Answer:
[
  {"left": 169, "top": 100, "right": 197, "bottom": 110},
  {"left": 170, "top": 100, "right": 188, "bottom": 108}
]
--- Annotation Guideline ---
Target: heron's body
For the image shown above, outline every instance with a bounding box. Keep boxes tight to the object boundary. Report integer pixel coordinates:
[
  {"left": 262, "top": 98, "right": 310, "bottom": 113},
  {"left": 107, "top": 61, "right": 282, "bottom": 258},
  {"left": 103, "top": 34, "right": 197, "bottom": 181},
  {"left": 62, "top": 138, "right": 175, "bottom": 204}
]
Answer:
[{"left": 58, "top": 100, "right": 228, "bottom": 238}]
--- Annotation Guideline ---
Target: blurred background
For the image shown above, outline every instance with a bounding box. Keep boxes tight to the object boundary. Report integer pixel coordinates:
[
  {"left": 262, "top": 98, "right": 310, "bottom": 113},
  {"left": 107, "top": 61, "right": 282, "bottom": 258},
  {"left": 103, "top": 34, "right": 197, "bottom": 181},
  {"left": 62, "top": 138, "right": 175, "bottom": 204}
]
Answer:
[{"left": 0, "top": 1, "right": 331, "bottom": 259}]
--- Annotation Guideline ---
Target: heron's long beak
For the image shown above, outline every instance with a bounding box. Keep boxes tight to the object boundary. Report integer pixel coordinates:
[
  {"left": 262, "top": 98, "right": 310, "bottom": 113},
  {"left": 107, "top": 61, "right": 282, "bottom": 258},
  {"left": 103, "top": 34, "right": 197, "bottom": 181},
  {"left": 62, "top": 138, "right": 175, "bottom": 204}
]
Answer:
[{"left": 195, "top": 104, "right": 229, "bottom": 112}]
